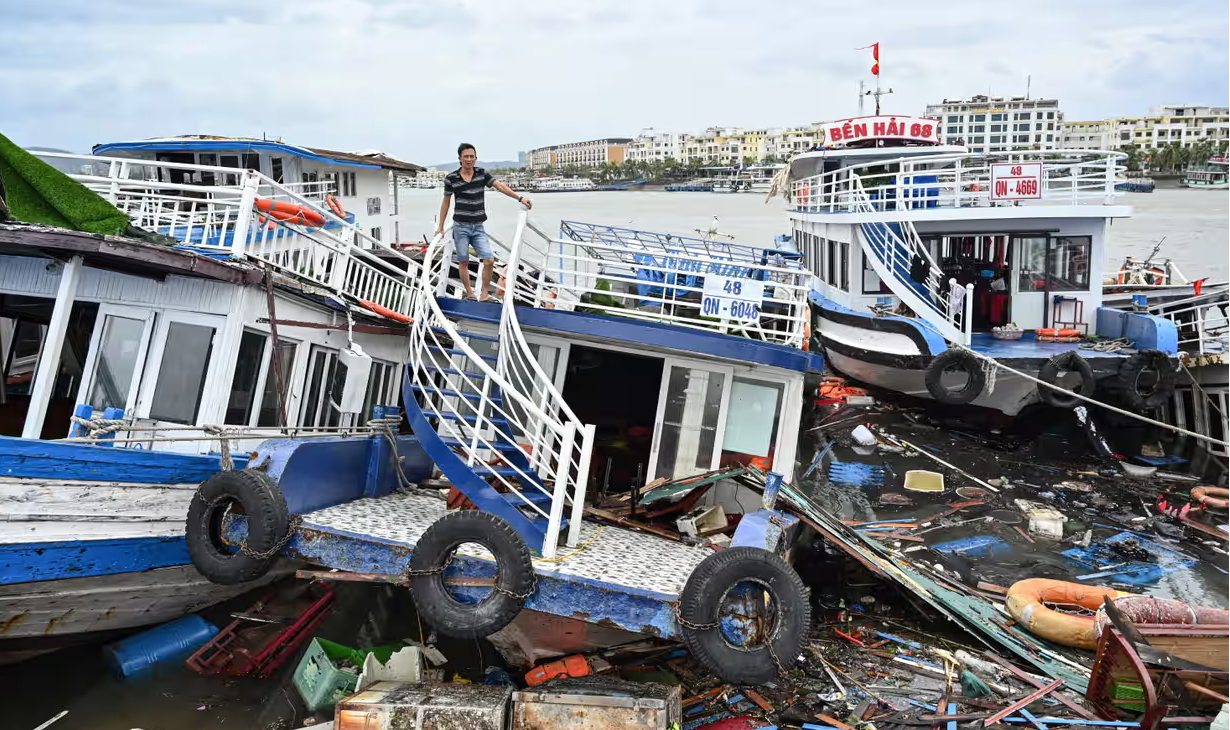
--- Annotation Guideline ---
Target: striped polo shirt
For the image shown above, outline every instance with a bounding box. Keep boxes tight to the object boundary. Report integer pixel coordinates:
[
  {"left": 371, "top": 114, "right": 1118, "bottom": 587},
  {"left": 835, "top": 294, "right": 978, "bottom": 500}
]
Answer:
[{"left": 443, "top": 167, "right": 498, "bottom": 224}]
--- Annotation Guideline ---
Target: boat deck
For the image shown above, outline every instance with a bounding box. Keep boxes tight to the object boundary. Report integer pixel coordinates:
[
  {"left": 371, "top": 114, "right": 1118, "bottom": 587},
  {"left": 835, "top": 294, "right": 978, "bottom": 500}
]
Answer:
[
  {"left": 967, "top": 333, "right": 1126, "bottom": 360},
  {"left": 282, "top": 490, "right": 715, "bottom": 638}
]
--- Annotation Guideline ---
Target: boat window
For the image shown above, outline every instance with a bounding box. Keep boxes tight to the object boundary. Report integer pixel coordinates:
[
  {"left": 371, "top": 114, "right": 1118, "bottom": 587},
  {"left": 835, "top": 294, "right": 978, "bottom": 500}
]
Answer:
[
  {"left": 271, "top": 157, "right": 284, "bottom": 184},
  {"left": 220, "top": 155, "right": 240, "bottom": 186},
  {"left": 226, "top": 330, "right": 267, "bottom": 425},
  {"left": 827, "top": 239, "right": 848, "bottom": 291},
  {"left": 86, "top": 315, "right": 146, "bottom": 411},
  {"left": 653, "top": 365, "right": 725, "bottom": 481},
  {"left": 302, "top": 346, "right": 341, "bottom": 428},
  {"left": 720, "top": 378, "right": 784, "bottom": 472},
  {"left": 862, "top": 255, "right": 891, "bottom": 294},
  {"left": 1017, "top": 238, "right": 1049, "bottom": 291},
  {"left": 362, "top": 359, "right": 398, "bottom": 421},
  {"left": 1048, "top": 236, "right": 1091, "bottom": 291},
  {"left": 256, "top": 339, "right": 297, "bottom": 427},
  {"left": 242, "top": 153, "right": 259, "bottom": 172},
  {"left": 149, "top": 322, "right": 215, "bottom": 424}
]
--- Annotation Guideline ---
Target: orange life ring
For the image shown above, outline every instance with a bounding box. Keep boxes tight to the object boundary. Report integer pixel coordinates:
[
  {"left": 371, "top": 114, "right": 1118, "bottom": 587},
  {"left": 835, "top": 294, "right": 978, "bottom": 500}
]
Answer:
[
  {"left": 1036, "top": 328, "right": 1080, "bottom": 338},
  {"left": 358, "top": 299, "right": 413, "bottom": 324},
  {"left": 798, "top": 185, "right": 810, "bottom": 206},
  {"left": 1191, "top": 486, "right": 1230, "bottom": 511},
  {"left": 1006, "top": 579, "right": 1128, "bottom": 650},
  {"left": 325, "top": 194, "right": 346, "bottom": 219},
  {"left": 254, "top": 198, "right": 325, "bottom": 227}
]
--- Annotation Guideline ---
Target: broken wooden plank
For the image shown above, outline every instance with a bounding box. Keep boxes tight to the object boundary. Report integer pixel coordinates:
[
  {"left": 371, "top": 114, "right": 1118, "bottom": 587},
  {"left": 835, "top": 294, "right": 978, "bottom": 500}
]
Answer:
[
  {"left": 983, "top": 654, "right": 1099, "bottom": 721},
  {"left": 814, "top": 713, "right": 855, "bottom": 730},
  {"left": 584, "top": 506, "right": 681, "bottom": 541},
  {"left": 744, "top": 688, "right": 774, "bottom": 712}
]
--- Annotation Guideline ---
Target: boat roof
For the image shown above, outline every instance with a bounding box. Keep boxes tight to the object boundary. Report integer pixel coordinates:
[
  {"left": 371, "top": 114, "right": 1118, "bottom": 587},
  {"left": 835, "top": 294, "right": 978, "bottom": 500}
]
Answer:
[{"left": 92, "top": 135, "right": 424, "bottom": 172}]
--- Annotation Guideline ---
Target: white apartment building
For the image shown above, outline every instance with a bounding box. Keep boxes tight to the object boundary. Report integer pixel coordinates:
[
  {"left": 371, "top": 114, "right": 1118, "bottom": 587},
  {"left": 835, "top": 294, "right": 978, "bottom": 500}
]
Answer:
[
  {"left": 1061, "top": 106, "right": 1230, "bottom": 151},
  {"left": 924, "top": 95, "right": 1064, "bottom": 154},
  {"left": 626, "top": 125, "right": 824, "bottom": 165},
  {"left": 524, "top": 137, "right": 633, "bottom": 170},
  {"left": 625, "top": 129, "right": 688, "bottom": 163}
]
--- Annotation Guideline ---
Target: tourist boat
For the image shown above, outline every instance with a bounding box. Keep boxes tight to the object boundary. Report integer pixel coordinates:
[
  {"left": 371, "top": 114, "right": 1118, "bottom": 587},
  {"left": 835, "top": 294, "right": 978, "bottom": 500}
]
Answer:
[
  {"left": 529, "top": 176, "right": 597, "bottom": 192},
  {"left": 782, "top": 114, "right": 1181, "bottom": 416},
  {"left": 1180, "top": 157, "right": 1229, "bottom": 190},
  {"left": 1, "top": 142, "right": 429, "bottom": 660},
  {"left": 710, "top": 165, "right": 782, "bottom": 194}
]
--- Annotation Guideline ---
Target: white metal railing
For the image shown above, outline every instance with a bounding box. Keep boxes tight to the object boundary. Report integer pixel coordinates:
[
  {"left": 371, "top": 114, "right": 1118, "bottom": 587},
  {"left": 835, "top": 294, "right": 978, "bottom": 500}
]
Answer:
[
  {"left": 495, "top": 219, "right": 811, "bottom": 348},
  {"left": 1145, "top": 286, "right": 1230, "bottom": 355},
  {"left": 851, "top": 176, "right": 972, "bottom": 344},
  {"left": 281, "top": 180, "right": 337, "bottom": 200},
  {"left": 791, "top": 149, "right": 1126, "bottom": 214},
  {"left": 406, "top": 224, "right": 593, "bottom": 557}
]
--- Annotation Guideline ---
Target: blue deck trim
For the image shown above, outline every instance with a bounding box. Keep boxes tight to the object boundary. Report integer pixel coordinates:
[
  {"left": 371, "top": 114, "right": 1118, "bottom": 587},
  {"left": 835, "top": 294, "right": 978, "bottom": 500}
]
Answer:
[
  {"left": 439, "top": 298, "right": 820, "bottom": 373},
  {"left": 0, "top": 536, "right": 189, "bottom": 585},
  {"left": 967, "top": 333, "right": 1125, "bottom": 360},
  {"left": 809, "top": 291, "right": 947, "bottom": 356},
  {"left": 248, "top": 435, "right": 433, "bottom": 515},
  {"left": 0, "top": 436, "right": 246, "bottom": 483},
  {"left": 92, "top": 140, "right": 383, "bottom": 169},
  {"left": 1095, "top": 308, "right": 1179, "bottom": 353}
]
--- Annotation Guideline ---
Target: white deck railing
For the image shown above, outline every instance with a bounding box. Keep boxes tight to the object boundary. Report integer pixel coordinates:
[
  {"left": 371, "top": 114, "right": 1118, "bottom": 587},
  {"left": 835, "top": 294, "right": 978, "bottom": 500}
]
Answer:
[
  {"left": 494, "top": 219, "right": 811, "bottom": 348},
  {"left": 27, "top": 151, "right": 418, "bottom": 317},
  {"left": 1143, "top": 286, "right": 1229, "bottom": 355},
  {"left": 792, "top": 149, "right": 1125, "bottom": 214}
]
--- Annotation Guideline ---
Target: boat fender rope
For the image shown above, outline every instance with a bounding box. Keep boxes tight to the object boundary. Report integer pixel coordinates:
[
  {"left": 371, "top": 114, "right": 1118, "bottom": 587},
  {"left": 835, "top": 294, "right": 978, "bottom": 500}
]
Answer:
[{"left": 69, "top": 414, "right": 128, "bottom": 439}]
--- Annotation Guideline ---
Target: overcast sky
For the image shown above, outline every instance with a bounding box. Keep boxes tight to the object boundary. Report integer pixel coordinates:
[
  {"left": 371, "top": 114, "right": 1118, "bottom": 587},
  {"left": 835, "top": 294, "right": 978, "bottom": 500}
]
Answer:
[{"left": 2, "top": 0, "right": 1226, "bottom": 163}]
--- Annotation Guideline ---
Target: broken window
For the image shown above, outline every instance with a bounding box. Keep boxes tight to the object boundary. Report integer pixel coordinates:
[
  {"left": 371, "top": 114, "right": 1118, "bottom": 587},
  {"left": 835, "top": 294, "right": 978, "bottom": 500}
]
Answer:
[{"left": 149, "top": 322, "right": 215, "bottom": 424}]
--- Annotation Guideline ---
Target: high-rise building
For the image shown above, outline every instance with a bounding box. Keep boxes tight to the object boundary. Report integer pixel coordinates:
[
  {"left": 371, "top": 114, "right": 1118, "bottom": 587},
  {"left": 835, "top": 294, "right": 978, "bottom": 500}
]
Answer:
[
  {"left": 923, "top": 95, "right": 1064, "bottom": 154},
  {"left": 524, "top": 138, "right": 633, "bottom": 170}
]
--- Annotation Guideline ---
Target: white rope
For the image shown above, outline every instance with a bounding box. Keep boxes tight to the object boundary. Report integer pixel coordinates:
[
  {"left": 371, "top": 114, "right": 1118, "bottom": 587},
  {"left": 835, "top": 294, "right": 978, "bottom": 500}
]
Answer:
[
  {"left": 367, "top": 414, "right": 416, "bottom": 491},
  {"left": 201, "top": 424, "right": 234, "bottom": 470},
  {"left": 917, "top": 322, "right": 1230, "bottom": 447},
  {"left": 68, "top": 414, "right": 128, "bottom": 440}
]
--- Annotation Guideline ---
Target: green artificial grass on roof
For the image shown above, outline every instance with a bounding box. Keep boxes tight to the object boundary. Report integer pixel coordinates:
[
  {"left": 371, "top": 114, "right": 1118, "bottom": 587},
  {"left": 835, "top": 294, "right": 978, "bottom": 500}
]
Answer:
[{"left": 0, "top": 132, "right": 129, "bottom": 235}]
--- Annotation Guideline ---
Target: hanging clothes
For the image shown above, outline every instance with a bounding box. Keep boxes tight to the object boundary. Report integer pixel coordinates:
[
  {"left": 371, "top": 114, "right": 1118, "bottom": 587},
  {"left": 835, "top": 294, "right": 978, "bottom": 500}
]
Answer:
[
  {"left": 909, "top": 254, "right": 930, "bottom": 284},
  {"left": 948, "top": 283, "right": 968, "bottom": 318}
]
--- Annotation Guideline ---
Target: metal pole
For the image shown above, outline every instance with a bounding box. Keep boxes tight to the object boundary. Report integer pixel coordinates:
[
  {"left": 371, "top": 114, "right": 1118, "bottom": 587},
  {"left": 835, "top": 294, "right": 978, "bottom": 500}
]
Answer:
[
  {"left": 23, "top": 256, "right": 83, "bottom": 439},
  {"left": 859, "top": 80, "right": 865, "bottom": 116}
]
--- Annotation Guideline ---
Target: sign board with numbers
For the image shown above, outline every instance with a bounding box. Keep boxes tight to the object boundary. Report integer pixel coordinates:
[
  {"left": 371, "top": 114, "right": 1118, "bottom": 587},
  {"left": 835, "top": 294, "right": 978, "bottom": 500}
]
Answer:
[
  {"left": 701, "top": 274, "right": 766, "bottom": 322},
  {"left": 990, "top": 162, "right": 1043, "bottom": 201}
]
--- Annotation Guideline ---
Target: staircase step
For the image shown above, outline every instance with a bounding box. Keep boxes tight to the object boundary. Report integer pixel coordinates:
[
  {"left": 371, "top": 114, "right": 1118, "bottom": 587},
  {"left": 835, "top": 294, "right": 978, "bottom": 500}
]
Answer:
[
  {"left": 436, "top": 413, "right": 509, "bottom": 427},
  {"left": 502, "top": 489, "right": 554, "bottom": 506},
  {"left": 431, "top": 326, "right": 499, "bottom": 343},
  {"left": 417, "top": 364, "right": 487, "bottom": 380},
  {"left": 409, "top": 384, "right": 502, "bottom": 404},
  {"left": 428, "top": 345, "right": 497, "bottom": 362},
  {"left": 439, "top": 437, "right": 520, "bottom": 452}
]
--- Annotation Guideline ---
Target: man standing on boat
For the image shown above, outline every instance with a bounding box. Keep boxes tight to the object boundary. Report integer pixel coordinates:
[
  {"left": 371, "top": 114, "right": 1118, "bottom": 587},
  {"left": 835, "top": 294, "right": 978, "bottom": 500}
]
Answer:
[{"left": 436, "top": 143, "right": 533, "bottom": 302}]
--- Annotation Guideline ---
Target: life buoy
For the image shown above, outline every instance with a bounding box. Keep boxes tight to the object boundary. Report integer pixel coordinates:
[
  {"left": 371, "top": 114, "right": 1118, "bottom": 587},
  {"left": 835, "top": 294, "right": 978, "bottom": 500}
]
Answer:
[
  {"left": 678, "top": 547, "right": 809, "bottom": 685},
  {"left": 1037, "top": 351, "right": 1095, "bottom": 408},
  {"left": 1117, "top": 349, "right": 1176, "bottom": 412},
  {"left": 1191, "top": 486, "right": 1230, "bottom": 511},
  {"left": 359, "top": 299, "right": 413, "bottom": 324},
  {"left": 186, "top": 471, "right": 290, "bottom": 585},
  {"left": 1006, "top": 579, "right": 1128, "bottom": 650},
  {"left": 798, "top": 185, "right": 810, "bottom": 206},
  {"left": 407, "top": 511, "right": 535, "bottom": 638},
  {"left": 254, "top": 198, "right": 326, "bottom": 227},
  {"left": 924, "top": 349, "right": 986, "bottom": 405},
  {"left": 1036, "top": 328, "right": 1081, "bottom": 338},
  {"left": 325, "top": 194, "right": 346, "bottom": 219}
]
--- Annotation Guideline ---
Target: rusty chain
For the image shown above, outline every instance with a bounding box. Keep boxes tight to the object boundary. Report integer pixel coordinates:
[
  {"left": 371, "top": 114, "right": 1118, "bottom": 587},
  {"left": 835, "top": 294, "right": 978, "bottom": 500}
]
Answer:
[
  {"left": 216, "top": 500, "right": 302, "bottom": 561},
  {"left": 673, "top": 604, "right": 718, "bottom": 632},
  {"left": 402, "top": 553, "right": 537, "bottom": 603}
]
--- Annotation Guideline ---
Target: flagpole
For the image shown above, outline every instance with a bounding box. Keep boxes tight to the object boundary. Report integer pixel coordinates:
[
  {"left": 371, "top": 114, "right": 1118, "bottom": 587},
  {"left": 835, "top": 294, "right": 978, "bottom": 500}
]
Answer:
[{"left": 875, "top": 46, "right": 881, "bottom": 114}]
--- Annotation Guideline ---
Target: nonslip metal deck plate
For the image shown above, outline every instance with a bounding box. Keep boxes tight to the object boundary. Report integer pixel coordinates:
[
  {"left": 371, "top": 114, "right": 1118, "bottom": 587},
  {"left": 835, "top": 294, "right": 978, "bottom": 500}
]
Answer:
[{"left": 281, "top": 490, "right": 715, "bottom": 637}]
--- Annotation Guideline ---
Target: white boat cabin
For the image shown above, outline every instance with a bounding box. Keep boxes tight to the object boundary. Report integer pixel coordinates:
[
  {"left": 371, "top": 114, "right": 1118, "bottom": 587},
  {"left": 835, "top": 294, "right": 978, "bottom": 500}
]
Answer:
[{"left": 785, "top": 115, "right": 1129, "bottom": 339}]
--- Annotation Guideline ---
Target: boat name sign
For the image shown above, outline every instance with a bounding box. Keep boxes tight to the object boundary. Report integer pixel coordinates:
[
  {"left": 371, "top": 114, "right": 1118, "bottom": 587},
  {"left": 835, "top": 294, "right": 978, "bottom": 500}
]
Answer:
[
  {"left": 990, "top": 162, "right": 1043, "bottom": 200},
  {"left": 702, "top": 275, "right": 765, "bottom": 321},
  {"left": 824, "top": 116, "right": 940, "bottom": 147}
]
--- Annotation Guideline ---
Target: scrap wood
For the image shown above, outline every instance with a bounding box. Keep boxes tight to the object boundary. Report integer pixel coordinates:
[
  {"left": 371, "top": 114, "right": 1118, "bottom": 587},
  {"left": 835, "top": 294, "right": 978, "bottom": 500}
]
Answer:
[
  {"left": 742, "top": 688, "right": 774, "bottom": 712},
  {"left": 1012, "top": 526, "right": 1037, "bottom": 545},
  {"left": 983, "top": 679, "right": 1065, "bottom": 726},
  {"left": 584, "top": 506, "right": 681, "bottom": 541},
  {"left": 683, "top": 685, "right": 727, "bottom": 707},
  {"left": 977, "top": 582, "right": 1009, "bottom": 596},
  {"left": 833, "top": 628, "right": 866, "bottom": 646},
  {"left": 815, "top": 712, "right": 856, "bottom": 729}
]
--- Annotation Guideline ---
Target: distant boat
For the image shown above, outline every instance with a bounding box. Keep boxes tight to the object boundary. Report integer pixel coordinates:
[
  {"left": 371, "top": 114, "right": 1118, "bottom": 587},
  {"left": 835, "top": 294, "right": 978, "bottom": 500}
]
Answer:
[{"left": 1180, "top": 157, "right": 1228, "bottom": 190}]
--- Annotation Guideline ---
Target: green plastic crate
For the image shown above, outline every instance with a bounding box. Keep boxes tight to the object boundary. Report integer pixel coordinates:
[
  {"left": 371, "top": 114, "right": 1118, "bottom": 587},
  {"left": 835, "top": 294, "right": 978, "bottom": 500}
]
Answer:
[{"left": 292, "top": 638, "right": 404, "bottom": 712}]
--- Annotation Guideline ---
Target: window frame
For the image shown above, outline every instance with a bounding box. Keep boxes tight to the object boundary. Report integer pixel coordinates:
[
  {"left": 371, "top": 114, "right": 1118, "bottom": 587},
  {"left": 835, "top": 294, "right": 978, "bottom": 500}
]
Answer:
[{"left": 137, "top": 310, "right": 225, "bottom": 426}]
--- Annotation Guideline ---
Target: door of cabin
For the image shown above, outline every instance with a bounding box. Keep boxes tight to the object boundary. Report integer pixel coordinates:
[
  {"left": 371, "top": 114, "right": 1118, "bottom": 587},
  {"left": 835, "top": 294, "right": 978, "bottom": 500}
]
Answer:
[
  {"left": 133, "top": 310, "right": 227, "bottom": 453},
  {"left": 647, "top": 359, "right": 733, "bottom": 483},
  {"left": 76, "top": 304, "right": 157, "bottom": 428}
]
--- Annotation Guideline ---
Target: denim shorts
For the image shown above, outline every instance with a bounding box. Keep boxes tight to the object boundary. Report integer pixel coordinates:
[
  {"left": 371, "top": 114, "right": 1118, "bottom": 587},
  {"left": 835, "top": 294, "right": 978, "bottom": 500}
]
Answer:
[{"left": 453, "top": 222, "right": 493, "bottom": 262}]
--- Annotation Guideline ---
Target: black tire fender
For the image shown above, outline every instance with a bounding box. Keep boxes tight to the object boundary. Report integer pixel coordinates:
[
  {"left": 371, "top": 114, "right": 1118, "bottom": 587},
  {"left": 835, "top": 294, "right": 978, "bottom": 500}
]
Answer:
[
  {"left": 1037, "top": 351, "right": 1096, "bottom": 408},
  {"left": 186, "top": 470, "right": 289, "bottom": 585},
  {"left": 1117, "top": 349, "right": 1176, "bottom": 411},
  {"left": 678, "top": 546, "right": 810, "bottom": 685},
  {"left": 924, "top": 349, "right": 986, "bottom": 405},
  {"left": 408, "top": 511, "right": 535, "bottom": 639}
]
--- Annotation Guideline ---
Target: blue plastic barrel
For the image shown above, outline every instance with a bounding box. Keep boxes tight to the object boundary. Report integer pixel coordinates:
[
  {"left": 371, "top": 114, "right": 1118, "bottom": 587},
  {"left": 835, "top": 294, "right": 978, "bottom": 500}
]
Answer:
[{"left": 103, "top": 614, "right": 219, "bottom": 677}]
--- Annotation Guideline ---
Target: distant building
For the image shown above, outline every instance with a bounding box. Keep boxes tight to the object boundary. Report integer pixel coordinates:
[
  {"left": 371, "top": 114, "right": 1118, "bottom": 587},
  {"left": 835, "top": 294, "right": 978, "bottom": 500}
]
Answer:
[
  {"left": 924, "top": 94, "right": 1064, "bottom": 153},
  {"left": 517, "top": 150, "right": 528, "bottom": 167},
  {"left": 1062, "top": 105, "right": 1230, "bottom": 151},
  {"left": 525, "top": 137, "right": 633, "bottom": 170},
  {"left": 627, "top": 125, "right": 823, "bottom": 166},
  {"left": 625, "top": 129, "right": 688, "bottom": 164}
]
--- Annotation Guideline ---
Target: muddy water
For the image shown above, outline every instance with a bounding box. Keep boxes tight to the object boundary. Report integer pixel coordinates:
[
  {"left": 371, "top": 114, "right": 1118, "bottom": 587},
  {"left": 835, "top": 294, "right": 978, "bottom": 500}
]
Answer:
[{"left": 797, "top": 397, "right": 1229, "bottom": 610}]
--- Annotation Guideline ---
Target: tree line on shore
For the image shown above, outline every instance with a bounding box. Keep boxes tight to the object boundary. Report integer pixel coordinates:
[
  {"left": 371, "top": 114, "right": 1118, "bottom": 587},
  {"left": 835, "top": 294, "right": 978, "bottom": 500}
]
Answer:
[
  {"left": 1121, "top": 139, "right": 1227, "bottom": 173},
  {"left": 492, "top": 155, "right": 788, "bottom": 182}
]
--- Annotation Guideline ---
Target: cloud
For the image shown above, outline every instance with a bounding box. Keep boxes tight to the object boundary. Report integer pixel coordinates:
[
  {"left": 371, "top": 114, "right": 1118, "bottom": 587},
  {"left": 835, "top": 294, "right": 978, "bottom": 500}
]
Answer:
[{"left": 0, "top": 0, "right": 1225, "bottom": 162}]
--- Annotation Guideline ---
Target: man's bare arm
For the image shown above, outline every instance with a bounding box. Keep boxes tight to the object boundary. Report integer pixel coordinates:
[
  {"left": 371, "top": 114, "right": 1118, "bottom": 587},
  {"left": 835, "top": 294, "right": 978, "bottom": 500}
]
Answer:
[
  {"left": 436, "top": 195, "right": 451, "bottom": 234},
  {"left": 493, "top": 181, "right": 533, "bottom": 210}
]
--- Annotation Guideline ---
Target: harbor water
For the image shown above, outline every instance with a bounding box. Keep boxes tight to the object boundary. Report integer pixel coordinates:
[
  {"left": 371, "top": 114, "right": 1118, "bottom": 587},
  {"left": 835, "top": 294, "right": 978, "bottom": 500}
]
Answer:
[{"left": 402, "top": 187, "right": 1230, "bottom": 282}]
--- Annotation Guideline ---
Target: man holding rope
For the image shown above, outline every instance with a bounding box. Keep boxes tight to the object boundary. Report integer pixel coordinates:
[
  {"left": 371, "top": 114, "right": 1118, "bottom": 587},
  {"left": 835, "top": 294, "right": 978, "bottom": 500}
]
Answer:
[{"left": 436, "top": 143, "right": 533, "bottom": 302}]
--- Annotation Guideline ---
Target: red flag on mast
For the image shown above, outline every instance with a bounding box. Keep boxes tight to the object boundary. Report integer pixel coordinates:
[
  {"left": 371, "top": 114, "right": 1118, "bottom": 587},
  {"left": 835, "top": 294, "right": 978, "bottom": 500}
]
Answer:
[{"left": 858, "top": 42, "right": 880, "bottom": 76}]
